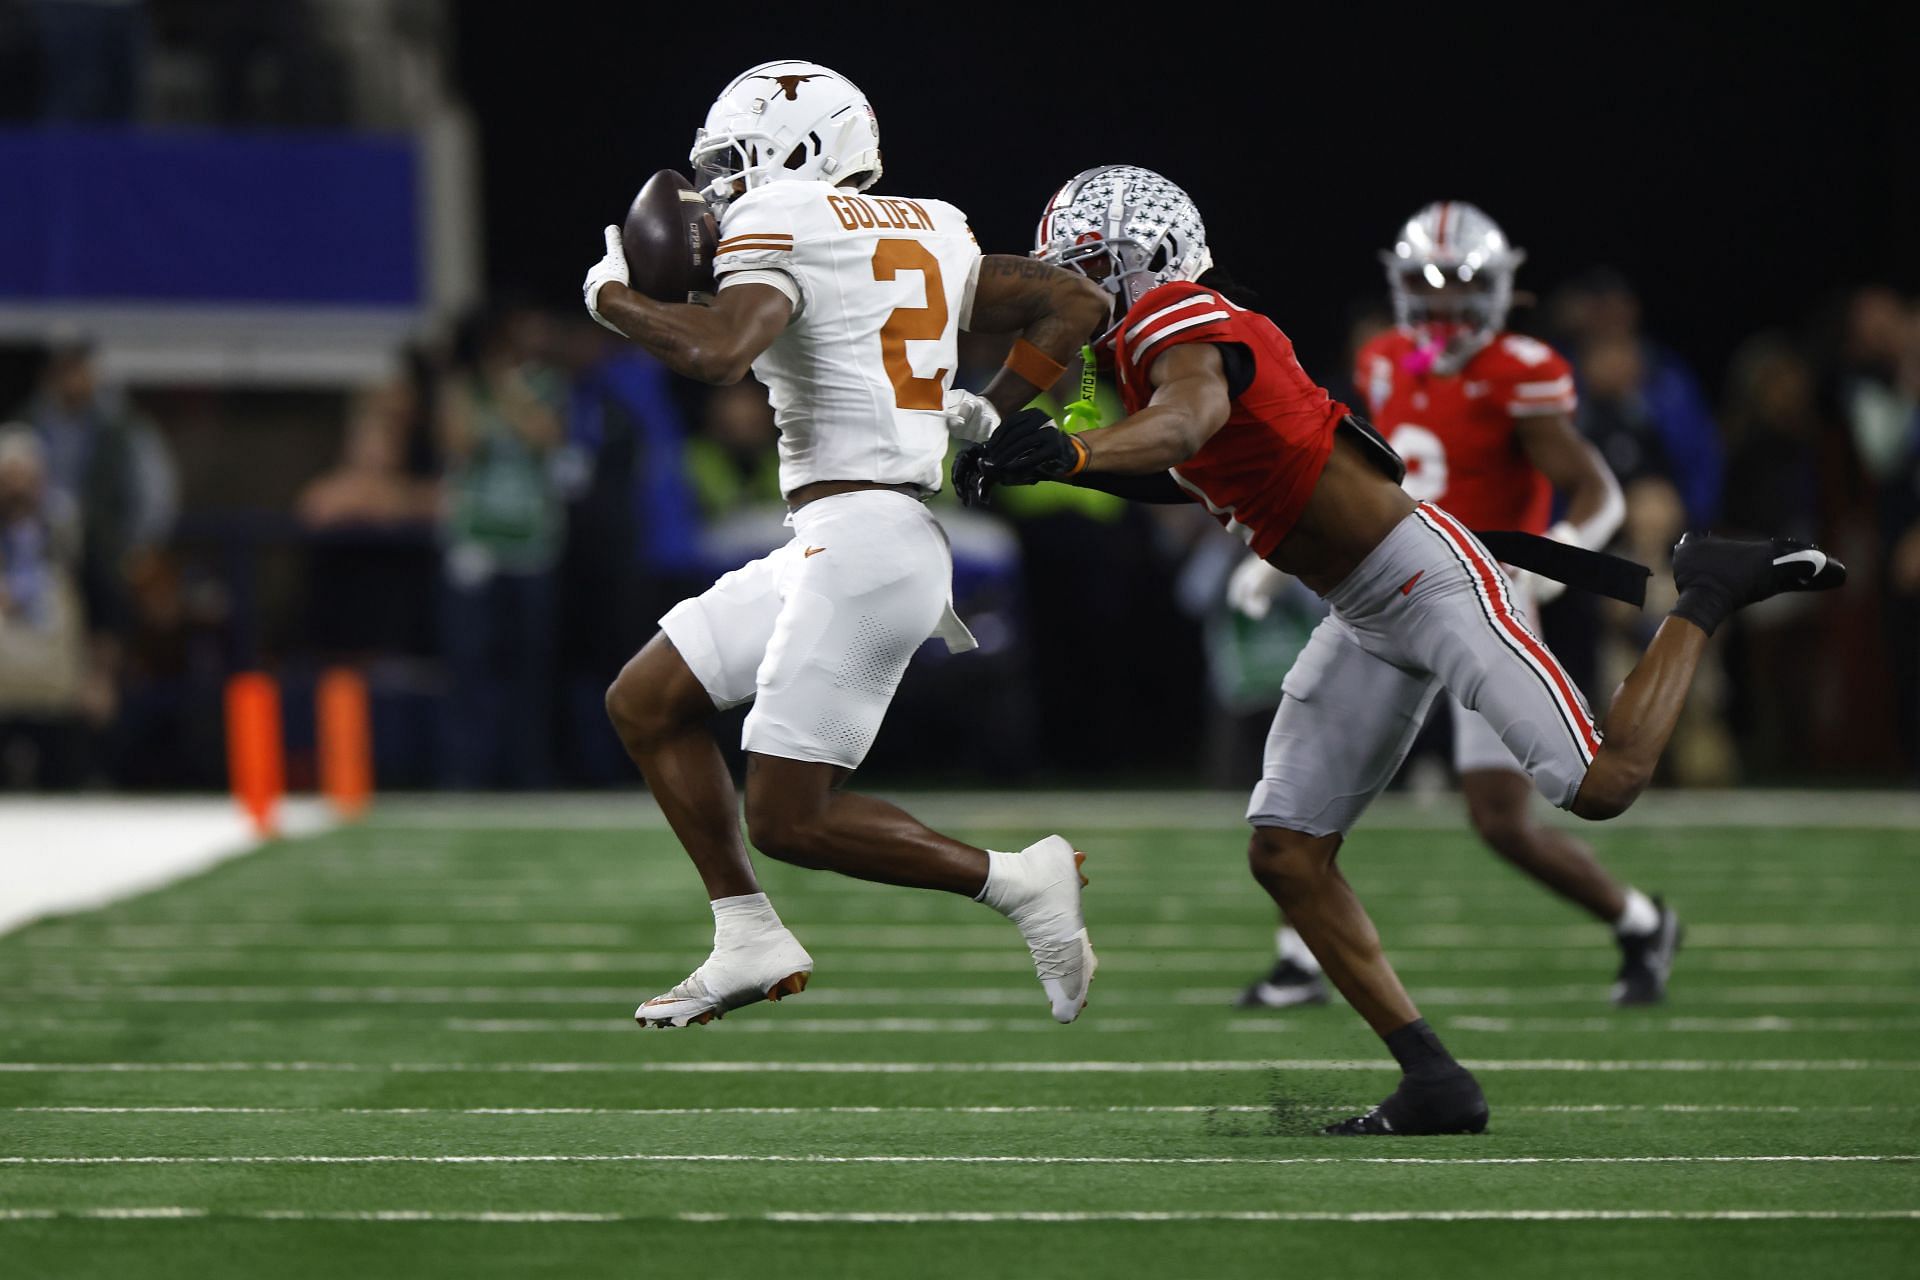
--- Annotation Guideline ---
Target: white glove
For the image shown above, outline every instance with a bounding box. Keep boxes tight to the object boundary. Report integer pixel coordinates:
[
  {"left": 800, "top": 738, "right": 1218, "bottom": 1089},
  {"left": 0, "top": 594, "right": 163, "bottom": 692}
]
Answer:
[
  {"left": 1226, "top": 555, "right": 1290, "bottom": 621},
  {"left": 582, "top": 225, "right": 628, "bottom": 333},
  {"left": 1510, "top": 567, "right": 1567, "bottom": 606},
  {"left": 1508, "top": 520, "right": 1580, "bottom": 606},
  {"left": 943, "top": 389, "right": 1001, "bottom": 443}
]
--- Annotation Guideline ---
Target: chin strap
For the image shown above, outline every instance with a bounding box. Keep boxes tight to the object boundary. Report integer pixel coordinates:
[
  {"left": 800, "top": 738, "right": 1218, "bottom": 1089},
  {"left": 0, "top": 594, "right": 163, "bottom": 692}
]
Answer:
[{"left": 1401, "top": 328, "right": 1495, "bottom": 377}]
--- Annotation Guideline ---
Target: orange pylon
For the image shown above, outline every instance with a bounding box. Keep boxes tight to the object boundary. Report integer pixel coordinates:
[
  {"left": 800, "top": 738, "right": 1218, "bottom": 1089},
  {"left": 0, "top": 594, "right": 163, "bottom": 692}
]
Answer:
[
  {"left": 317, "top": 667, "right": 373, "bottom": 819},
  {"left": 224, "top": 672, "right": 284, "bottom": 836}
]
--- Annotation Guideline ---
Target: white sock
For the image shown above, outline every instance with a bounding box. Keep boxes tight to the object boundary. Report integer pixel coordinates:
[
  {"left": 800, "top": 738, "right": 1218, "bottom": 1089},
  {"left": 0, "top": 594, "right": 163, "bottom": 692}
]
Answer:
[
  {"left": 976, "top": 846, "right": 1071, "bottom": 931},
  {"left": 711, "top": 892, "right": 784, "bottom": 942},
  {"left": 1277, "top": 926, "right": 1322, "bottom": 974},
  {"left": 1613, "top": 888, "right": 1660, "bottom": 937},
  {"left": 975, "top": 850, "right": 1019, "bottom": 913}
]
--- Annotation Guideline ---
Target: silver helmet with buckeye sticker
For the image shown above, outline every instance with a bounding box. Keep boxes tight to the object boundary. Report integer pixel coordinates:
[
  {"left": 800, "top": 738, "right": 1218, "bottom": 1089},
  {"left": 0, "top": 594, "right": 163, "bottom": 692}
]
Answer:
[
  {"left": 1032, "top": 165, "right": 1214, "bottom": 318},
  {"left": 1380, "top": 201, "right": 1525, "bottom": 348}
]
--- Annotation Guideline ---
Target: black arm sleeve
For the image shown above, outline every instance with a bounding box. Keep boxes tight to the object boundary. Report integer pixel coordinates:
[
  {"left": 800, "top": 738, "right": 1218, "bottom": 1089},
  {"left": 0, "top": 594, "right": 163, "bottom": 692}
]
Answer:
[
  {"left": 1214, "top": 342, "right": 1256, "bottom": 400},
  {"left": 1071, "top": 469, "right": 1190, "bottom": 504}
]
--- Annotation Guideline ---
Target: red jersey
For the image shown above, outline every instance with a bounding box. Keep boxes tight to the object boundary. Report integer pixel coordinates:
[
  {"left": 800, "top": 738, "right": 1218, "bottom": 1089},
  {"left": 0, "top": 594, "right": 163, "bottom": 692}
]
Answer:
[
  {"left": 1352, "top": 329, "right": 1578, "bottom": 533},
  {"left": 1111, "top": 281, "right": 1349, "bottom": 558}
]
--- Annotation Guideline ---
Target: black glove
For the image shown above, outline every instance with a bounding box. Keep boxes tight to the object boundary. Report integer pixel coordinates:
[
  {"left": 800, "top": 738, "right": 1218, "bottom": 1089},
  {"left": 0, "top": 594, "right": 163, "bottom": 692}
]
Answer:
[
  {"left": 978, "top": 408, "right": 1090, "bottom": 486},
  {"left": 954, "top": 441, "right": 994, "bottom": 508}
]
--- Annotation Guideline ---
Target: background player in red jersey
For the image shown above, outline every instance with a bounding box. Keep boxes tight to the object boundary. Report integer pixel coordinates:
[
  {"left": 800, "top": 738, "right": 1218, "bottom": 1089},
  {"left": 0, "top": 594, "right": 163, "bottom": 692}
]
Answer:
[
  {"left": 958, "top": 165, "right": 1845, "bottom": 1135},
  {"left": 1230, "top": 202, "right": 1679, "bottom": 1014}
]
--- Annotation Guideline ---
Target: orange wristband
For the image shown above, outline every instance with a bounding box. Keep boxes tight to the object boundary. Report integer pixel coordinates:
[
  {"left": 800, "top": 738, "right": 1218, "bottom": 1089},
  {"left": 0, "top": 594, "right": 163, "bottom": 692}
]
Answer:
[
  {"left": 1065, "top": 434, "right": 1091, "bottom": 476},
  {"left": 1005, "top": 338, "right": 1068, "bottom": 390}
]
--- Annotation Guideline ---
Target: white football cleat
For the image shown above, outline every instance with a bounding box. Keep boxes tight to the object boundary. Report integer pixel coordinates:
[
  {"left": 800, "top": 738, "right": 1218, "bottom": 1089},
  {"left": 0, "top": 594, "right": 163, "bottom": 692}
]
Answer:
[
  {"left": 635, "top": 928, "right": 814, "bottom": 1029},
  {"left": 981, "top": 835, "right": 1097, "bottom": 1024}
]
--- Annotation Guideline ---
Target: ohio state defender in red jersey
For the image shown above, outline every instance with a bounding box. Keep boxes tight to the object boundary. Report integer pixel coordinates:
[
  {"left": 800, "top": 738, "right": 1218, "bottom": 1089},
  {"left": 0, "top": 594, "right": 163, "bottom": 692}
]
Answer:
[
  {"left": 1235, "top": 203, "right": 1677, "bottom": 1016},
  {"left": 958, "top": 165, "right": 1845, "bottom": 1136},
  {"left": 1113, "top": 278, "right": 1347, "bottom": 556}
]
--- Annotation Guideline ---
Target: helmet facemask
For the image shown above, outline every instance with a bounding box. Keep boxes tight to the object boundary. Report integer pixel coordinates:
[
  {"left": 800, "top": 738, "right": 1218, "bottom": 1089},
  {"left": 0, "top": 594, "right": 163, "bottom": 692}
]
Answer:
[
  {"left": 1380, "top": 201, "right": 1525, "bottom": 373},
  {"left": 1032, "top": 165, "right": 1214, "bottom": 341},
  {"left": 1047, "top": 232, "right": 1181, "bottom": 315},
  {"left": 689, "top": 132, "right": 785, "bottom": 202},
  {"left": 1387, "top": 258, "right": 1514, "bottom": 345}
]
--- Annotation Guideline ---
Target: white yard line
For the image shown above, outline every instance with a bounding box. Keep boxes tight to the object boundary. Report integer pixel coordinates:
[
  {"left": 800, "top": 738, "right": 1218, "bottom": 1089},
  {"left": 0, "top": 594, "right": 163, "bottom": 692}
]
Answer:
[
  {"left": 12, "top": 949, "right": 1915, "bottom": 974},
  {"left": 4, "top": 1154, "right": 1915, "bottom": 1168},
  {"left": 434, "top": 1018, "right": 1161, "bottom": 1035},
  {"left": 1439, "top": 1016, "right": 1920, "bottom": 1033},
  {"left": 4, "top": 1207, "right": 1914, "bottom": 1225},
  {"left": 4, "top": 1058, "right": 1918, "bottom": 1074},
  {"left": 1190, "top": 985, "right": 1920, "bottom": 1007},
  {"left": 1221, "top": 1016, "right": 1920, "bottom": 1034},
  {"left": 9, "top": 982, "right": 1920, "bottom": 1009},
  {"left": 12, "top": 921, "right": 1920, "bottom": 950},
  {"left": 369, "top": 789, "right": 1920, "bottom": 833},
  {"left": 8, "top": 1103, "right": 1905, "bottom": 1117},
  {"left": 9, "top": 1012, "right": 1919, "bottom": 1037}
]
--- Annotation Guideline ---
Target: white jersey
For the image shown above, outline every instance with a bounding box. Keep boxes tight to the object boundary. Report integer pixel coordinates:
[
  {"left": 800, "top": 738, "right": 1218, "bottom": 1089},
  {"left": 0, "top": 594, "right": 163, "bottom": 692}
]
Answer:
[{"left": 712, "top": 180, "right": 980, "bottom": 495}]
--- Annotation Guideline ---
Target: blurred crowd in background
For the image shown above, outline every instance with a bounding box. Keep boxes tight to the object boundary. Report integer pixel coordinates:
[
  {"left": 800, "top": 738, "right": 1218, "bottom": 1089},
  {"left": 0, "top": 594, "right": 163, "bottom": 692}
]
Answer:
[
  {"left": 4, "top": 278, "right": 1918, "bottom": 792},
  {"left": 0, "top": 0, "right": 1914, "bottom": 792}
]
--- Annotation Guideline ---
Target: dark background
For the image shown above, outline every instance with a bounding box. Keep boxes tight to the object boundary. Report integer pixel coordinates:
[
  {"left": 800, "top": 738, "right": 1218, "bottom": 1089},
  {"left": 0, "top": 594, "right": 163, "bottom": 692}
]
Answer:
[
  {"left": 458, "top": 6, "right": 1920, "bottom": 383},
  {"left": 2, "top": 2, "right": 1915, "bottom": 792}
]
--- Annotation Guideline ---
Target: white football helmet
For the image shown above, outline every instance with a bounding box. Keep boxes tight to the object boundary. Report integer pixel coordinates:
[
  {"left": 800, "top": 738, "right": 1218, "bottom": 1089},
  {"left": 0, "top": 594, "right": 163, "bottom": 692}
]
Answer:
[
  {"left": 1381, "top": 201, "right": 1525, "bottom": 351},
  {"left": 689, "top": 60, "right": 882, "bottom": 208},
  {"left": 1032, "top": 165, "right": 1214, "bottom": 322}
]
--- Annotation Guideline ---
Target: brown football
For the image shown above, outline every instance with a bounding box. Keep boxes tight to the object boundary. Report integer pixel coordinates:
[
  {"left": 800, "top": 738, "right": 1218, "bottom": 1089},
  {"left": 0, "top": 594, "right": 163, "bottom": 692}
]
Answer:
[{"left": 621, "top": 169, "right": 718, "bottom": 302}]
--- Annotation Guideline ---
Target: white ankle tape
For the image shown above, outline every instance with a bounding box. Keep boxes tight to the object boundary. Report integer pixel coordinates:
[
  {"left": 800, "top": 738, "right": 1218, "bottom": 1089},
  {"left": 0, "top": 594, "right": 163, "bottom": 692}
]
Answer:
[
  {"left": 1614, "top": 888, "right": 1660, "bottom": 937},
  {"left": 711, "top": 892, "right": 782, "bottom": 937}
]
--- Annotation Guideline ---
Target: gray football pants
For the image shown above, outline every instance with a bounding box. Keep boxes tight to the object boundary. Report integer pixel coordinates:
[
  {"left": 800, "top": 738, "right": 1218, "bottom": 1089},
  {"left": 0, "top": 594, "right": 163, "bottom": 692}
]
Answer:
[{"left": 1248, "top": 503, "right": 1603, "bottom": 836}]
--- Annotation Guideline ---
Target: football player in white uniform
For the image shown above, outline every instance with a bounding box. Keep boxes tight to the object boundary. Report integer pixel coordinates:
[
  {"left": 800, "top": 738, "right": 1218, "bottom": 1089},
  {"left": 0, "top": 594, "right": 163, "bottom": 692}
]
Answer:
[{"left": 582, "top": 61, "right": 1111, "bottom": 1029}]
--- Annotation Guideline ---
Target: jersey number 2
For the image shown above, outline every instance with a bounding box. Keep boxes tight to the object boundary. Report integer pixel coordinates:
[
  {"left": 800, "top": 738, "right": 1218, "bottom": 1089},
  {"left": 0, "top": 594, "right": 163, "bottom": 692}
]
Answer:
[{"left": 871, "top": 239, "right": 948, "bottom": 410}]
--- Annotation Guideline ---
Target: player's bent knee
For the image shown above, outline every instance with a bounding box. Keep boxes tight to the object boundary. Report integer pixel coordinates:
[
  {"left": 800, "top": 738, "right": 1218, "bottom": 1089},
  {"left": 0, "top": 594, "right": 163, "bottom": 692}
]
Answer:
[
  {"left": 1569, "top": 757, "right": 1651, "bottom": 821},
  {"left": 605, "top": 638, "right": 707, "bottom": 752},
  {"left": 603, "top": 665, "right": 663, "bottom": 750},
  {"left": 743, "top": 803, "right": 832, "bottom": 870},
  {"left": 1246, "top": 827, "right": 1339, "bottom": 901},
  {"left": 1468, "top": 806, "right": 1534, "bottom": 858}
]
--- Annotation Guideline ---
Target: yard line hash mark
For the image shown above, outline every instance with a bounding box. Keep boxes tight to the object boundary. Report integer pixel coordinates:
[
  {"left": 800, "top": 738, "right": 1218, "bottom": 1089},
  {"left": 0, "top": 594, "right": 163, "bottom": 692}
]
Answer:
[
  {"left": 3, "top": 1208, "right": 1919, "bottom": 1225},
  {"left": 5, "top": 1155, "right": 1915, "bottom": 1167},
  {"left": 5, "top": 1059, "right": 1920, "bottom": 1074}
]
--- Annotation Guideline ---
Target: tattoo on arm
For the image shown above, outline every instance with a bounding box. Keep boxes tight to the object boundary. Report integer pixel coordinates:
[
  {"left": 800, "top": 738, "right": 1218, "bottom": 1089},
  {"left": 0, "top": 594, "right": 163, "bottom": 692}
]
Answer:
[
  {"left": 980, "top": 257, "right": 1056, "bottom": 282},
  {"left": 969, "top": 255, "right": 1110, "bottom": 416}
]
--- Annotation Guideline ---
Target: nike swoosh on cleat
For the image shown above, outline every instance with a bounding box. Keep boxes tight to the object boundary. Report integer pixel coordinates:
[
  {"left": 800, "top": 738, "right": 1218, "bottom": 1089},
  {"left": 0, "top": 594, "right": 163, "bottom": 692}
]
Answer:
[{"left": 1773, "top": 549, "right": 1827, "bottom": 574}]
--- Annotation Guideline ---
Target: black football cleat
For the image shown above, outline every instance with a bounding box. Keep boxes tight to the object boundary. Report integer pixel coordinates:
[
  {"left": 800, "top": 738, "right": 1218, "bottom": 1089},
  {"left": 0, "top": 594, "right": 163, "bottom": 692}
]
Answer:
[
  {"left": 1322, "top": 1068, "right": 1489, "bottom": 1136},
  {"left": 1670, "top": 534, "right": 1846, "bottom": 636},
  {"left": 1673, "top": 533, "right": 1848, "bottom": 600},
  {"left": 1234, "top": 958, "right": 1332, "bottom": 1009},
  {"left": 1764, "top": 539, "right": 1848, "bottom": 593},
  {"left": 1676, "top": 533, "right": 1846, "bottom": 602},
  {"left": 1613, "top": 898, "right": 1683, "bottom": 1007}
]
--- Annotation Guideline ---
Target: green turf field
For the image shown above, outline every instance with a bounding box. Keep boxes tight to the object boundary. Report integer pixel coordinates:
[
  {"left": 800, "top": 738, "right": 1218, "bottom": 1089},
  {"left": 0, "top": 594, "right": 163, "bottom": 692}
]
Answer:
[{"left": 3, "top": 794, "right": 1917, "bottom": 1277}]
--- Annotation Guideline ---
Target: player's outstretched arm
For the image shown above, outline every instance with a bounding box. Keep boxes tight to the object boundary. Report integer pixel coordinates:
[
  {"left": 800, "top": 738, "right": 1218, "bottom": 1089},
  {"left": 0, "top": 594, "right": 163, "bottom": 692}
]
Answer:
[
  {"left": 1517, "top": 413, "right": 1625, "bottom": 549},
  {"left": 590, "top": 280, "right": 792, "bottom": 386},
  {"left": 1071, "top": 343, "right": 1233, "bottom": 474},
  {"left": 964, "top": 256, "right": 1111, "bottom": 419},
  {"left": 583, "top": 226, "right": 791, "bottom": 385}
]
